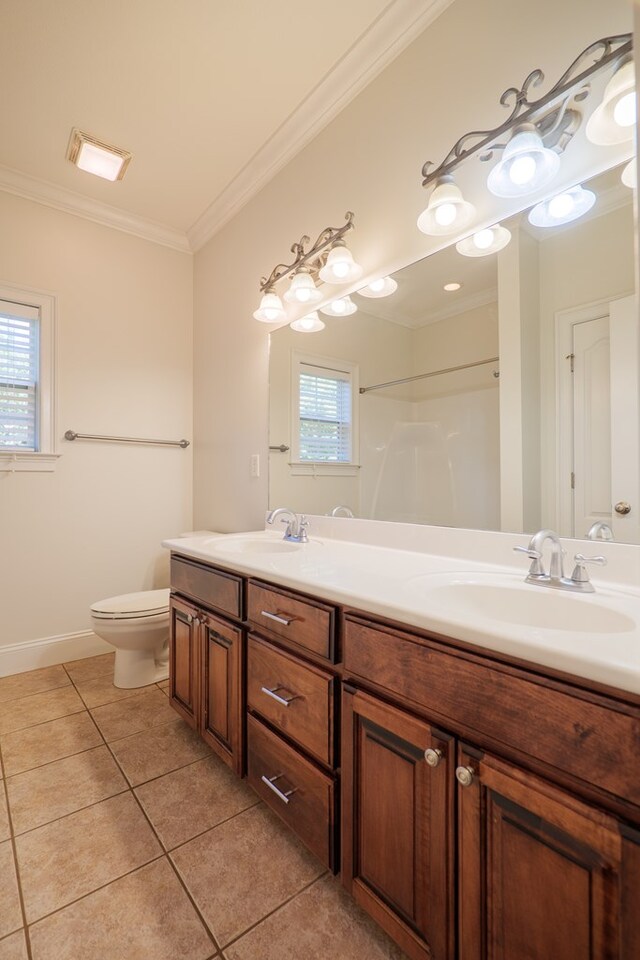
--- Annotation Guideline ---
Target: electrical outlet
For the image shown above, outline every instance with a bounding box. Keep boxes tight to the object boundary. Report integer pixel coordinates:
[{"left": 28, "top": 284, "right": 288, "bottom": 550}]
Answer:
[{"left": 250, "top": 454, "right": 260, "bottom": 478}]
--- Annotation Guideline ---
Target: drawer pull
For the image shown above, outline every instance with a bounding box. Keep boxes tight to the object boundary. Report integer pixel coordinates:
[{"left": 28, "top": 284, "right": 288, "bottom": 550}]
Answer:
[
  {"left": 260, "top": 773, "right": 297, "bottom": 805},
  {"left": 261, "top": 610, "right": 295, "bottom": 626},
  {"left": 424, "top": 747, "right": 444, "bottom": 768},
  {"left": 261, "top": 685, "right": 300, "bottom": 707}
]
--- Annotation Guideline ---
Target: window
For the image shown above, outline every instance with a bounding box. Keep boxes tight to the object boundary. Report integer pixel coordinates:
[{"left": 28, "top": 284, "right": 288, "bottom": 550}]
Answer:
[
  {"left": 0, "top": 286, "right": 57, "bottom": 471},
  {"left": 291, "top": 352, "right": 359, "bottom": 475}
]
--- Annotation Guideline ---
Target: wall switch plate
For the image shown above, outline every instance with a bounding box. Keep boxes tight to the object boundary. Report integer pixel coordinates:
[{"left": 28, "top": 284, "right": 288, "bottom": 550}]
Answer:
[{"left": 250, "top": 454, "right": 260, "bottom": 478}]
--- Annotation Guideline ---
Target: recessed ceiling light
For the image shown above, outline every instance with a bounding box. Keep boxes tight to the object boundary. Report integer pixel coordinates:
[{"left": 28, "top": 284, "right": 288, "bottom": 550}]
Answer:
[
  {"left": 443, "top": 281, "right": 463, "bottom": 292},
  {"left": 67, "top": 128, "right": 132, "bottom": 182}
]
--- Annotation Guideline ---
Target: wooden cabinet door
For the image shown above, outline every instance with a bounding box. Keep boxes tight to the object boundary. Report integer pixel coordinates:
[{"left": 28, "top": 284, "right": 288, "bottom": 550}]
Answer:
[
  {"left": 342, "top": 686, "right": 455, "bottom": 960},
  {"left": 457, "top": 745, "right": 633, "bottom": 960},
  {"left": 169, "top": 596, "right": 200, "bottom": 729},
  {"left": 200, "top": 611, "right": 244, "bottom": 775}
]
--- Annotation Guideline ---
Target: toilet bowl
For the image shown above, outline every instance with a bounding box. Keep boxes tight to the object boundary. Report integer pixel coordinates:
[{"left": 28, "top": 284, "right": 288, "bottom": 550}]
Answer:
[{"left": 90, "top": 589, "right": 170, "bottom": 689}]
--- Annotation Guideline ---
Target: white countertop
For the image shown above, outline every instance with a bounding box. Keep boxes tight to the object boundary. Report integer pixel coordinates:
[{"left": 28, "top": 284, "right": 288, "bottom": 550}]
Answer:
[{"left": 163, "top": 528, "right": 640, "bottom": 697}]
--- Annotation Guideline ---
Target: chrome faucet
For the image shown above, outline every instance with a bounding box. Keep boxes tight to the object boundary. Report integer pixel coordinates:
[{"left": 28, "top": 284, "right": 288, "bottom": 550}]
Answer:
[
  {"left": 514, "top": 528, "right": 607, "bottom": 593},
  {"left": 329, "top": 505, "right": 354, "bottom": 518},
  {"left": 586, "top": 521, "right": 614, "bottom": 542},
  {"left": 266, "top": 507, "right": 309, "bottom": 543}
]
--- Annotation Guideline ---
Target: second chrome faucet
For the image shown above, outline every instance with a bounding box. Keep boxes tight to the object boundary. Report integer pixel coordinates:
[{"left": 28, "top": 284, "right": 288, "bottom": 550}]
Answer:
[{"left": 514, "top": 529, "right": 606, "bottom": 593}]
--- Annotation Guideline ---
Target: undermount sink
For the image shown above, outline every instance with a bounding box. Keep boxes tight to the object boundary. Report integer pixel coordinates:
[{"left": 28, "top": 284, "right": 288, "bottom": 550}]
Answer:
[
  {"left": 410, "top": 574, "right": 637, "bottom": 635},
  {"left": 213, "top": 536, "right": 302, "bottom": 555}
]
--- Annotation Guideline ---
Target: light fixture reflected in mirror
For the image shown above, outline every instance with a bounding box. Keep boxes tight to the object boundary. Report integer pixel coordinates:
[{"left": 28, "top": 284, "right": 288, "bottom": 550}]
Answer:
[
  {"left": 284, "top": 268, "right": 322, "bottom": 305},
  {"left": 622, "top": 157, "right": 637, "bottom": 188},
  {"left": 318, "top": 241, "right": 363, "bottom": 283},
  {"left": 487, "top": 124, "right": 561, "bottom": 198},
  {"left": 443, "top": 281, "right": 462, "bottom": 292},
  {"left": 417, "top": 175, "right": 476, "bottom": 236},
  {"left": 456, "top": 225, "right": 512, "bottom": 257},
  {"left": 289, "top": 312, "right": 325, "bottom": 333},
  {"left": 320, "top": 296, "right": 357, "bottom": 317},
  {"left": 528, "top": 184, "right": 596, "bottom": 227},
  {"left": 358, "top": 276, "right": 398, "bottom": 298},
  {"left": 253, "top": 289, "right": 286, "bottom": 323},
  {"left": 586, "top": 59, "right": 636, "bottom": 145}
]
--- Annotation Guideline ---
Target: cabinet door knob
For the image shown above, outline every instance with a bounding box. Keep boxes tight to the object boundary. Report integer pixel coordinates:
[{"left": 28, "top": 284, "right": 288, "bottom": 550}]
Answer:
[
  {"left": 424, "top": 747, "right": 444, "bottom": 768},
  {"left": 455, "top": 765, "right": 475, "bottom": 787},
  {"left": 186, "top": 614, "right": 193, "bottom": 624}
]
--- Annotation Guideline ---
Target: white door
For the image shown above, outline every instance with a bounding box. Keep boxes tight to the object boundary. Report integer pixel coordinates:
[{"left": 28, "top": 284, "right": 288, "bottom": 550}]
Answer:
[{"left": 609, "top": 295, "right": 640, "bottom": 542}]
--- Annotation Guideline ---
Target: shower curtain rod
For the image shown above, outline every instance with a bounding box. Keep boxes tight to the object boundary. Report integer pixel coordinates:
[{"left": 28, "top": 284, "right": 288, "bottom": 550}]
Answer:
[{"left": 359, "top": 356, "right": 499, "bottom": 394}]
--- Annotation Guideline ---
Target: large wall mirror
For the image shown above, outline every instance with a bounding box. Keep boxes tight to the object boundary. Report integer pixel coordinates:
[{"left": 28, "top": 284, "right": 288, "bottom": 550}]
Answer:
[{"left": 269, "top": 40, "right": 639, "bottom": 544}]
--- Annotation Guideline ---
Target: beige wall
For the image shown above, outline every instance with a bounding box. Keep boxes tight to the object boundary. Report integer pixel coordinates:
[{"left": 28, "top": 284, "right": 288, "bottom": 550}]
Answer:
[
  {"left": 193, "top": 0, "right": 631, "bottom": 534},
  {"left": 0, "top": 192, "right": 193, "bottom": 647}
]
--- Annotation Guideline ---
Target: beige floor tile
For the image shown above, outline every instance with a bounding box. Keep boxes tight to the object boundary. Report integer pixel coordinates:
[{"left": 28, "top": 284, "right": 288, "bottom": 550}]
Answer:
[
  {"left": 90, "top": 688, "right": 175, "bottom": 742},
  {"left": 29, "top": 858, "right": 213, "bottom": 960},
  {"left": 0, "top": 792, "right": 9, "bottom": 841},
  {"left": 16, "top": 792, "right": 161, "bottom": 922},
  {"left": 0, "top": 841, "right": 22, "bottom": 939},
  {"left": 0, "top": 930, "right": 28, "bottom": 960},
  {"left": 0, "top": 688, "right": 85, "bottom": 736},
  {"left": 0, "top": 713, "right": 103, "bottom": 777},
  {"left": 157, "top": 679, "right": 169, "bottom": 690},
  {"left": 109, "top": 717, "right": 210, "bottom": 787},
  {"left": 224, "top": 874, "right": 407, "bottom": 960},
  {"left": 171, "top": 803, "right": 323, "bottom": 947},
  {"left": 0, "top": 666, "right": 70, "bottom": 705},
  {"left": 7, "top": 746, "right": 127, "bottom": 834},
  {"left": 63, "top": 653, "right": 115, "bottom": 684},
  {"left": 136, "top": 755, "right": 258, "bottom": 849},
  {"left": 74, "top": 675, "right": 145, "bottom": 709}
]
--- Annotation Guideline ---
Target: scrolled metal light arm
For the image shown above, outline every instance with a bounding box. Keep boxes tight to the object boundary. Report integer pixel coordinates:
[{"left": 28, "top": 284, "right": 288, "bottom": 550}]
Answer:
[{"left": 259, "top": 211, "right": 355, "bottom": 293}]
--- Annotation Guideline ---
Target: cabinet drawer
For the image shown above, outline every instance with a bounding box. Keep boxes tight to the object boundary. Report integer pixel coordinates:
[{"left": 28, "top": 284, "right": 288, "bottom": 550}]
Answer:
[
  {"left": 171, "top": 555, "right": 243, "bottom": 620},
  {"left": 248, "top": 580, "right": 336, "bottom": 662},
  {"left": 247, "top": 714, "right": 336, "bottom": 869},
  {"left": 247, "top": 635, "right": 335, "bottom": 767},
  {"left": 344, "top": 615, "right": 640, "bottom": 807}
]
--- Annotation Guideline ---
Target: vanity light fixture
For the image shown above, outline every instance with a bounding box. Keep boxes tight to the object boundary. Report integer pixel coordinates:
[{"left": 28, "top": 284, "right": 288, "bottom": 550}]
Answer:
[
  {"left": 253, "top": 288, "right": 286, "bottom": 324},
  {"left": 417, "top": 175, "right": 476, "bottom": 236},
  {"left": 622, "top": 157, "right": 637, "bottom": 188},
  {"left": 357, "top": 276, "right": 398, "bottom": 298},
  {"left": 528, "top": 184, "right": 595, "bottom": 227},
  {"left": 253, "top": 212, "right": 358, "bottom": 324},
  {"left": 318, "top": 240, "right": 363, "bottom": 283},
  {"left": 417, "top": 34, "right": 631, "bottom": 221},
  {"left": 320, "top": 296, "right": 357, "bottom": 317},
  {"left": 486, "top": 124, "right": 560, "bottom": 198},
  {"left": 67, "top": 128, "right": 132, "bottom": 181},
  {"left": 443, "top": 281, "right": 462, "bottom": 292},
  {"left": 289, "top": 312, "right": 325, "bottom": 333},
  {"left": 456, "top": 225, "right": 512, "bottom": 257},
  {"left": 586, "top": 59, "right": 636, "bottom": 145}
]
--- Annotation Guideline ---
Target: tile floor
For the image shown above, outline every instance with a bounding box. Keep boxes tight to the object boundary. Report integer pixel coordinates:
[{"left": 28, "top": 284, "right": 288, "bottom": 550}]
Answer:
[{"left": 0, "top": 654, "right": 406, "bottom": 959}]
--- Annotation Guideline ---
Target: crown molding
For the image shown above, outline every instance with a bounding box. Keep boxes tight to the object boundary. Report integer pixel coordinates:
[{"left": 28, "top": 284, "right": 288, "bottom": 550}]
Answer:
[
  {"left": 0, "top": 164, "right": 191, "bottom": 253},
  {"left": 187, "top": 0, "right": 454, "bottom": 252}
]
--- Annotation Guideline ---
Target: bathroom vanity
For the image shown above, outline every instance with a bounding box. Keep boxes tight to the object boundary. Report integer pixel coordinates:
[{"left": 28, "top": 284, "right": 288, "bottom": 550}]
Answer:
[{"left": 164, "top": 530, "right": 640, "bottom": 960}]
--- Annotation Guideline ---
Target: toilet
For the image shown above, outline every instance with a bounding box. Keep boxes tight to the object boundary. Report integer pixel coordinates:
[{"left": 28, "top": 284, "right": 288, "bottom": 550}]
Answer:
[{"left": 90, "top": 588, "right": 170, "bottom": 689}]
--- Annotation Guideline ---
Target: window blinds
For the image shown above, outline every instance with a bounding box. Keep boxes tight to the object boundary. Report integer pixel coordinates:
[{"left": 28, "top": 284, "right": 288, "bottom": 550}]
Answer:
[
  {"left": 0, "top": 299, "right": 40, "bottom": 451},
  {"left": 298, "top": 364, "right": 352, "bottom": 462}
]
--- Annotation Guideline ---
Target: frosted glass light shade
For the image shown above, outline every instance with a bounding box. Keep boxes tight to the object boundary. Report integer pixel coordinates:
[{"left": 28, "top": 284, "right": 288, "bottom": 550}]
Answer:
[
  {"left": 487, "top": 125, "right": 560, "bottom": 198},
  {"left": 318, "top": 244, "right": 363, "bottom": 283},
  {"left": 417, "top": 176, "right": 476, "bottom": 236},
  {"left": 284, "top": 269, "right": 322, "bottom": 304},
  {"left": 253, "top": 290, "right": 286, "bottom": 323},
  {"left": 357, "top": 276, "right": 398, "bottom": 298},
  {"left": 290, "top": 312, "right": 325, "bottom": 333},
  {"left": 622, "top": 157, "right": 637, "bottom": 189},
  {"left": 67, "top": 128, "right": 132, "bottom": 181},
  {"left": 456, "top": 225, "right": 512, "bottom": 257},
  {"left": 528, "top": 184, "right": 595, "bottom": 227},
  {"left": 320, "top": 296, "right": 357, "bottom": 317},
  {"left": 586, "top": 60, "right": 636, "bottom": 145}
]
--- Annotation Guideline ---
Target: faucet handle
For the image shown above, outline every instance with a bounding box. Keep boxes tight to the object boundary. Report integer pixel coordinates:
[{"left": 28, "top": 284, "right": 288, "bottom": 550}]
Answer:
[
  {"left": 298, "top": 516, "right": 309, "bottom": 542},
  {"left": 571, "top": 553, "right": 607, "bottom": 582},
  {"left": 513, "top": 545, "right": 545, "bottom": 578}
]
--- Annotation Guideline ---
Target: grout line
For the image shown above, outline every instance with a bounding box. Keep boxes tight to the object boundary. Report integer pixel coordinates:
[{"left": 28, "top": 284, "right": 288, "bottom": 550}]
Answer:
[
  {"left": 0, "top": 716, "right": 103, "bottom": 779},
  {"left": 0, "top": 732, "right": 35, "bottom": 960},
  {"left": 116, "top": 749, "right": 215, "bottom": 791},
  {"left": 164, "top": 797, "right": 261, "bottom": 854},
  {"left": 0, "top": 705, "right": 86, "bottom": 739},
  {"left": 9, "top": 783, "right": 131, "bottom": 841},
  {"left": 0, "top": 679, "right": 72, "bottom": 707}
]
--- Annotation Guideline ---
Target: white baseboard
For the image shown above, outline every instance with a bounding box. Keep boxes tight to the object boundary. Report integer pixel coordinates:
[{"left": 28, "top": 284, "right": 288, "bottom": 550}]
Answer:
[{"left": 0, "top": 630, "right": 112, "bottom": 678}]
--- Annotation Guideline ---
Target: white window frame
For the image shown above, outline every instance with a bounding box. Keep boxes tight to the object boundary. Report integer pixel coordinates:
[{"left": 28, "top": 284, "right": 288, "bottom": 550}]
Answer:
[
  {"left": 0, "top": 282, "right": 58, "bottom": 472},
  {"left": 289, "top": 350, "right": 359, "bottom": 477}
]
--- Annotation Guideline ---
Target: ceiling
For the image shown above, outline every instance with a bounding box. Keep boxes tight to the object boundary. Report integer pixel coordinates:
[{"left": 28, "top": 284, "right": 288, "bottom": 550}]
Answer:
[{"left": 0, "top": 0, "right": 450, "bottom": 250}]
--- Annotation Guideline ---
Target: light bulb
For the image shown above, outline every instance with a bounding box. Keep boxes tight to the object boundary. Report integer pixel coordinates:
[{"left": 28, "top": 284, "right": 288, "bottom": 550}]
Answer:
[
  {"left": 548, "top": 192, "right": 574, "bottom": 219},
  {"left": 253, "top": 290, "right": 285, "bottom": 324},
  {"left": 434, "top": 202, "right": 458, "bottom": 226},
  {"left": 473, "top": 228, "right": 494, "bottom": 250},
  {"left": 297, "top": 288, "right": 311, "bottom": 303},
  {"left": 357, "top": 276, "right": 398, "bottom": 299},
  {"left": 331, "top": 259, "right": 350, "bottom": 279},
  {"left": 369, "top": 278, "right": 386, "bottom": 293},
  {"left": 614, "top": 90, "right": 636, "bottom": 128},
  {"left": 332, "top": 299, "right": 347, "bottom": 314},
  {"left": 290, "top": 312, "right": 325, "bottom": 333},
  {"left": 509, "top": 154, "right": 537, "bottom": 186}
]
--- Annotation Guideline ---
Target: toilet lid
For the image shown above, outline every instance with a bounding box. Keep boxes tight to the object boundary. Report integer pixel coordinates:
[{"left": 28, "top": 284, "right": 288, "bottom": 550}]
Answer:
[{"left": 91, "top": 588, "right": 170, "bottom": 619}]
